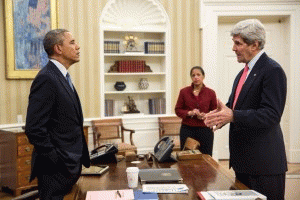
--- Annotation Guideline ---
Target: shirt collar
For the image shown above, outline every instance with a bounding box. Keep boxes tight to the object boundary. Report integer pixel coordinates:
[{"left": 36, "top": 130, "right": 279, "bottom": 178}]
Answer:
[
  {"left": 50, "top": 59, "right": 68, "bottom": 77},
  {"left": 191, "top": 83, "right": 206, "bottom": 90},
  {"left": 247, "top": 50, "right": 265, "bottom": 71}
]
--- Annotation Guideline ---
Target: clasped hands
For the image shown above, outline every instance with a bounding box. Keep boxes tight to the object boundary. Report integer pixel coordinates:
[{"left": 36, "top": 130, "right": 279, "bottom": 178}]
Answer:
[
  {"left": 203, "top": 100, "right": 234, "bottom": 132},
  {"left": 188, "top": 109, "right": 205, "bottom": 120}
]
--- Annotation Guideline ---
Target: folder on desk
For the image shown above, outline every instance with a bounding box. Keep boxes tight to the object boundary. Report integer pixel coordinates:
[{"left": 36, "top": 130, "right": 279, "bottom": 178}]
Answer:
[
  {"left": 139, "top": 168, "right": 183, "bottom": 184},
  {"left": 134, "top": 189, "right": 158, "bottom": 200}
]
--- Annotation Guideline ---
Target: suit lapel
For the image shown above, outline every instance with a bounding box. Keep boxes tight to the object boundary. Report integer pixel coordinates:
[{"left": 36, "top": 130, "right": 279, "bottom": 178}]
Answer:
[
  {"left": 233, "top": 53, "right": 267, "bottom": 109},
  {"left": 48, "top": 62, "right": 82, "bottom": 120}
]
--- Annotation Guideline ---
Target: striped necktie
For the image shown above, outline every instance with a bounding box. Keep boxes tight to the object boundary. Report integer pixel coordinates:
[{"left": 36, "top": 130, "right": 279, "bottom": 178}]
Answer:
[
  {"left": 232, "top": 64, "right": 249, "bottom": 109},
  {"left": 66, "top": 73, "right": 74, "bottom": 91}
]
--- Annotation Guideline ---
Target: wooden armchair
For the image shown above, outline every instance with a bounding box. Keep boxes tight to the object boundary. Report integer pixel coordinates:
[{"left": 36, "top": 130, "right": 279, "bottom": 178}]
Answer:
[
  {"left": 158, "top": 116, "right": 182, "bottom": 151},
  {"left": 91, "top": 119, "right": 137, "bottom": 156}
]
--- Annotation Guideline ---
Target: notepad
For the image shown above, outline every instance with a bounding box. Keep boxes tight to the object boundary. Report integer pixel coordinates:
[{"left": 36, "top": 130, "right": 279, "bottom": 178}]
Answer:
[
  {"left": 142, "top": 184, "right": 189, "bottom": 193},
  {"left": 85, "top": 189, "right": 134, "bottom": 200}
]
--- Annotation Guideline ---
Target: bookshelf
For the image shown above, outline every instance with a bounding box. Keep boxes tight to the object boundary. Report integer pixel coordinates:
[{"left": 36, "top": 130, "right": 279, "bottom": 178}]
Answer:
[{"left": 99, "top": 0, "right": 171, "bottom": 118}]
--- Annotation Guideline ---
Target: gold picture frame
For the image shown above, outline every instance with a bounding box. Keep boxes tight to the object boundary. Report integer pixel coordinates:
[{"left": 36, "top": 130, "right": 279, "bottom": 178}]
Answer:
[{"left": 5, "top": 0, "right": 58, "bottom": 79}]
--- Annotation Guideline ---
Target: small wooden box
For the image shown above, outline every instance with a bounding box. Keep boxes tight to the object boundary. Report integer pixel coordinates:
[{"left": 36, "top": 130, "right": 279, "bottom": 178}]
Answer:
[
  {"left": 125, "top": 151, "right": 137, "bottom": 162},
  {"left": 176, "top": 150, "right": 202, "bottom": 160}
]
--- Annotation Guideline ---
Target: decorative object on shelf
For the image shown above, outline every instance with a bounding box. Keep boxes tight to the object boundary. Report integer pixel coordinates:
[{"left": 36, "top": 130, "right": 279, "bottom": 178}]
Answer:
[
  {"left": 144, "top": 41, "right": 165, "bottom": 54},
  {"left": 114, "top": 81, "right": 126, "bottom": 91},
  {"left": 108, "top": 60, "right": 152, "bottom": 73},
  {"left": 123, "top": 35, "right": 139, "bottom": 52},
  {"left": 123, "top": 96, "right": 140, "bottom": 114},
  {"left": 104, "top": 41, "right": 120, "bottom": 53},
  {"left": 138, "top": 78, "right": 149, "bottom": 90}
]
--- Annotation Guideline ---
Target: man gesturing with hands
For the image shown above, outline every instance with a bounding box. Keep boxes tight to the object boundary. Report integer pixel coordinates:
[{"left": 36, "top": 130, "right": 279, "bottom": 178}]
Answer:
[{"left": 204, "top": 19, "right": 287, "bottom": 200}]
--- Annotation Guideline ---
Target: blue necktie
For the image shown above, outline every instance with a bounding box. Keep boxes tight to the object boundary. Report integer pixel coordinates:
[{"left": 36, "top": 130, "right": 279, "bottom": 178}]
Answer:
[{"left": 66, "top": 73, "right": 74, "bottom": 91}]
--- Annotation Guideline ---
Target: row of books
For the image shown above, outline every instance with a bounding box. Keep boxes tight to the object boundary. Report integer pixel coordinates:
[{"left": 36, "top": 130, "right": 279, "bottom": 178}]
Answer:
[
  {"left": 104, "top": 40, "right": 164, "bottom": 54},
  {"left": 116, "top": 60, "right": 146, "bottom": 72},
  {"left": 104, "top": 41, "right": 120, "bottom": 53},
  {"left": 149, "top": 98, "right": 166, "bottom": 114},
  {"left": 105, "top": 99, "right": 114, "bottom": 116},
  {"left": 144, "top": 42, "right": 165, "bottom": 54}
]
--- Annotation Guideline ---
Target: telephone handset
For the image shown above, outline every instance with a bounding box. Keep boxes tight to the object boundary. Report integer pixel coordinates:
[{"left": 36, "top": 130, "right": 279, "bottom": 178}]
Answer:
[
  {"left": 90, "top": 144, "right": 118, "bottom": 164},
  {"left": 154, "top": 136, "right": 177, "bottom": 162}
]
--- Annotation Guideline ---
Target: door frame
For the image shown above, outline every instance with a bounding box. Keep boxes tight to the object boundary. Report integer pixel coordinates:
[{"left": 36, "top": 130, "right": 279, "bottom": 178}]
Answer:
[{"left": 200, "top": 0, "right": 300, "bottom": 162}]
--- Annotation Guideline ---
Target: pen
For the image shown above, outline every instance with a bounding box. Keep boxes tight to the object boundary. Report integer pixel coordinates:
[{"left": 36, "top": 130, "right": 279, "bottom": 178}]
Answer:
[{"left": 116, "top": 190, "right": 122, "bottom": 198}]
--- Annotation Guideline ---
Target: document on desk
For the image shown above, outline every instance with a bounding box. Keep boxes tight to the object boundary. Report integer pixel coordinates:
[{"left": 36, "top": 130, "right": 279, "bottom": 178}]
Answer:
[
  {"left": 142, "top": 184, "right": 189, "bottom": 193},
  {"left": 85, "top": 189, "right": 134, "bottom": 200},
  {"left": 197, "top": 190, "right": 266, "bottom": 200}
]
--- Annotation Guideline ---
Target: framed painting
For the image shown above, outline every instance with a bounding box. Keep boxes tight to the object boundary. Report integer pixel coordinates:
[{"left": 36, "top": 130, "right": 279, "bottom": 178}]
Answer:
[{"left": 5, "top": 0, "right": 58, "bottom": 79}]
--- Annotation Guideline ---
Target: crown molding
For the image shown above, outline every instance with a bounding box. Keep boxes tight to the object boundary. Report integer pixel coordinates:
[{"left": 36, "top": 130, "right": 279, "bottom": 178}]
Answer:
[{"left": 100, "top": 0, "right": 169, "bottom": 31}]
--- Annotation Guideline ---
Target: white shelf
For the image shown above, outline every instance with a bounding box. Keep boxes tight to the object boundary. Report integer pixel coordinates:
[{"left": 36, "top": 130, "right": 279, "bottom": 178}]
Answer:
[
  {"left": 105, "top": 72, "right": 166, "bottom": 76},
  {"left": 104, "top": 53, "right": 165, "bottom": 57},
  {"left": 105, "top": 90, "right": 166, "bottom": 94}
]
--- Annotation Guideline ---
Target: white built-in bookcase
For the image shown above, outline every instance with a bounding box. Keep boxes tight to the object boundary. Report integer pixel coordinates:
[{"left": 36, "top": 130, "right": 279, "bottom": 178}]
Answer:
[{"left": 99, "top": 0, "right": 171, "bottom": 118}]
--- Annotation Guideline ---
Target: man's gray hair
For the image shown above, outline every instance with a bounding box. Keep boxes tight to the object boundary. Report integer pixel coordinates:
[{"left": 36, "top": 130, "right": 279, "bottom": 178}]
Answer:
[
  {"left": 43, "top": 29, "right": 69, "bottom": 56},
  {"left": 231, "top": 19, "right": 266, "bottom": 50}
]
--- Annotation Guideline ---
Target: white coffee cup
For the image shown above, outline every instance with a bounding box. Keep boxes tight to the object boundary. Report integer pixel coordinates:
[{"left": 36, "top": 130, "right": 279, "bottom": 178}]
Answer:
[{"left": 126, "top": 167, "right": 139, "bottom": 188}]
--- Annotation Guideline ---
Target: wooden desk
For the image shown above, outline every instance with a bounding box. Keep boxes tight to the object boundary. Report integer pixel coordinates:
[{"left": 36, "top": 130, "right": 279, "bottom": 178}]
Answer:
[
  {"left": 71, "top": 155, "right": 248, "bottom": 200},
  {"left": 0, "top": 126, "right": 89, "bottom": 196}
]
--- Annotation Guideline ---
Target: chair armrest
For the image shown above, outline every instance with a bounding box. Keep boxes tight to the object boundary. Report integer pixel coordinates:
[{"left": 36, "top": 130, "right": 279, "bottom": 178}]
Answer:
[
  {"left": 122, "top": 126, "right": 135, "bottom": 146},
  {"left": 159, "top": 127, "right": 165, "bottom": 138}
]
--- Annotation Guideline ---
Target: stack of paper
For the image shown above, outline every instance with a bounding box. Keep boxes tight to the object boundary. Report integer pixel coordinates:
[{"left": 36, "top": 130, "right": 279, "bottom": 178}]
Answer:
[
  {"left": 86, "top": 189, "right": 134, "bottom": 200},
  {"left": 198, "top": 190, "right": 266, "bottom": 200},
  {"left": 142, "top": 184, "right": 189, "bottom": 193}
]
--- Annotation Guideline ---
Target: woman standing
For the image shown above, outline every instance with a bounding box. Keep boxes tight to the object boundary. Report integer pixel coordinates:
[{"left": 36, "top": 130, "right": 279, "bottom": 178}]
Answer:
[{"left": 175, "top": 66, "right": 217, "bottom": 155}]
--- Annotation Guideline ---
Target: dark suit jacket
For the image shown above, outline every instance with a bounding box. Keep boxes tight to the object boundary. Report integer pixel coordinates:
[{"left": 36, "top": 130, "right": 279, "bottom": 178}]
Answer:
[
  {"left": 25, "top": 61, "right": 90, "bottom": 181},
  {"left": 226, "top": 53, "right": 287, "bottom": 175}
]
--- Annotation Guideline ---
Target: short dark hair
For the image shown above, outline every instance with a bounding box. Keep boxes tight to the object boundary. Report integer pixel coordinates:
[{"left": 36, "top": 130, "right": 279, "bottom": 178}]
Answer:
[
  {"left": 190, "top": 66, "right": 205, "bottom": 77},
  {"left": 43, "top": 29, "right": 69, "bottom": 56}
]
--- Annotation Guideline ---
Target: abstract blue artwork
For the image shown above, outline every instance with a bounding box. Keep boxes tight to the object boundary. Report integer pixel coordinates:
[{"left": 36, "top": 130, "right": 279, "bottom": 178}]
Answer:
[
  {"left": 5, "top": 0, "right": 57, "bottom": 79},
  {"left": 13, "top": 0, "right": 51, "bottom": 70}
]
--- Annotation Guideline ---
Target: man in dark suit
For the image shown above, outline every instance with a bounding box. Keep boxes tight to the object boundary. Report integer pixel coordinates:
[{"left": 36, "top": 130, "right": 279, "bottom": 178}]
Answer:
[
  {"left": 204, "top": 19, "right": 287, "bottom": 200},
  {"left": 25, "top": 29, "right": 90, "bottom": 200}
]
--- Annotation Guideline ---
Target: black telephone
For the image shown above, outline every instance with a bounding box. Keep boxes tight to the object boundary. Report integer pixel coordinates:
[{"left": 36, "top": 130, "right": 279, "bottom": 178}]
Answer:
[
  {"left": 154, "top": 137, "right": 177, "bottom": 162},
  {"left": 90, "top": 144, "right": 118, "bottom": 164}
]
